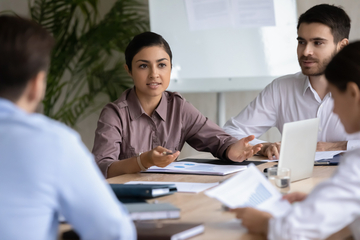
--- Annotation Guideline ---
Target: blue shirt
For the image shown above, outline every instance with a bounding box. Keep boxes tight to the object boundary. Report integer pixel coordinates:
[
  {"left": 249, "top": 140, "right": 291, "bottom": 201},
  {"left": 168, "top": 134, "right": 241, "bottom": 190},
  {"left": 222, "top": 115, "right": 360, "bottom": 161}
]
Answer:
[{"left": 0, "top": 98, "right": 136, "bottom": 240}]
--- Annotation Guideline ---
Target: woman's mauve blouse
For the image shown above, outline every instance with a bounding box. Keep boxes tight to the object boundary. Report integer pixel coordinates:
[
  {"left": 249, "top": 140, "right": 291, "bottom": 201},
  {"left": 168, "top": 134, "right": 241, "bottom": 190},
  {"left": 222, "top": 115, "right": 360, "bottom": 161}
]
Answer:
[{"left": 92, "top": 87, "right": 238, "bottom": 177}]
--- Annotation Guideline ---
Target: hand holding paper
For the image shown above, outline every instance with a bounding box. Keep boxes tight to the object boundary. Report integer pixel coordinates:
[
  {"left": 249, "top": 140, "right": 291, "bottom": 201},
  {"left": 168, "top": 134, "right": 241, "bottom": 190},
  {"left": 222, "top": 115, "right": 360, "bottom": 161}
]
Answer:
[
  {"left": 205, "top": 164, "right": 291, "bottom": 218},
  {"left": 231, "top": 208, "right": 272, "bottom": 235},
  {"left": 205, "top": 164, "right": 291, "bottom": 235}
]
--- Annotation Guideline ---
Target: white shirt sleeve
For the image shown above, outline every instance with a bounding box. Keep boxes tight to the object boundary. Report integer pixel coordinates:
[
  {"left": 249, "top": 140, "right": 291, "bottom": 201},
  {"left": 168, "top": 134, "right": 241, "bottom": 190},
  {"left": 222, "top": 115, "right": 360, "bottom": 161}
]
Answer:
[
  {"left": 223, "top": 81, "right": 278, "bottom": 145},
  {"left": 57, "top": 133, "right": 136, "bottom": 240},
  {"left": 346, "top": 140, "right": 360, "bottom": 150},
  {"left": 268, "top": 149, "right": 360, "bottom": 240}
]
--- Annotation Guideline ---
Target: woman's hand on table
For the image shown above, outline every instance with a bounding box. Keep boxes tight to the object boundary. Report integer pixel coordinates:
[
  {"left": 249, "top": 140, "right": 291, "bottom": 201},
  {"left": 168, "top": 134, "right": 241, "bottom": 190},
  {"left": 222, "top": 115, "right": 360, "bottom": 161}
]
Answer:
[
  {"left": 226, "top": 135, "right": 262, "bottom": 162},
  {"left": 142, "top": 146, "right": 180, "bottom": 168}
]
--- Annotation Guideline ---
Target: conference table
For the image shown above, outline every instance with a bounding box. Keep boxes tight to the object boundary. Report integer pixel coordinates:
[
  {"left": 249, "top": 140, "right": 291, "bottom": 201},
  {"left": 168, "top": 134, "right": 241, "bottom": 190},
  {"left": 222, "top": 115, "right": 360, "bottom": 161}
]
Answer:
[{"left": 59, "top": 153, "right": 352, "bottom": 240}]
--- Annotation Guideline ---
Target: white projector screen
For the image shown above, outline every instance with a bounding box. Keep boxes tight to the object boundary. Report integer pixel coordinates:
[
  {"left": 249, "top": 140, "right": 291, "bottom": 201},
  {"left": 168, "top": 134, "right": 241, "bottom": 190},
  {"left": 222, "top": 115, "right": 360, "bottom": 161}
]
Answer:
[{"left": 149, "top": 0, "right": 300, "bottom": 93}]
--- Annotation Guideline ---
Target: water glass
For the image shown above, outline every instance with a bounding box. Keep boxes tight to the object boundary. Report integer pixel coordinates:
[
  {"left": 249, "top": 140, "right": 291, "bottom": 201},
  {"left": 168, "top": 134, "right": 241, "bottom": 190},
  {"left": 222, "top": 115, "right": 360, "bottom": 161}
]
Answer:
[{"left": 268, "top": 167, "right": 291, "bottom": 194}]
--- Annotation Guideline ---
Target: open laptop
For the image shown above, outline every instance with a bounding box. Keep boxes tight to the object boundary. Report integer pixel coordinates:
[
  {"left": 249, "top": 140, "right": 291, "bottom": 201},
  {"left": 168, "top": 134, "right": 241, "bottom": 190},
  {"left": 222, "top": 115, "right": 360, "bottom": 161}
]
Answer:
[{"left": 278, "top": 118, "right": 320, "bottom": 182}]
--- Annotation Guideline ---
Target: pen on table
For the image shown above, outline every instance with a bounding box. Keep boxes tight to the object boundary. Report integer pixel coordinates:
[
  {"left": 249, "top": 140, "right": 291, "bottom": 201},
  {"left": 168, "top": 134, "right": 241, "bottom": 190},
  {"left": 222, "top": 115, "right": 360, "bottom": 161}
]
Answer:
[
  {"left": 222, "top": 205, "right": 230, "bottom": 211},
  {"left": 162, "top": 151, "right": 173, "bottom": 156},
  {"left": 314, "top": 161, "right": 330, "bottom": 165}
]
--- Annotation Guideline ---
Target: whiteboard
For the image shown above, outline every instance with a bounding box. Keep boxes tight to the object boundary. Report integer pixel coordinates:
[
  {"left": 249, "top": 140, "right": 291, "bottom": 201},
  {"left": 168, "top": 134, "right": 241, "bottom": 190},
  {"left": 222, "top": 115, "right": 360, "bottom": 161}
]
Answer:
[{"left": 149, "top": 0, "right": 300, "bottom": 93}]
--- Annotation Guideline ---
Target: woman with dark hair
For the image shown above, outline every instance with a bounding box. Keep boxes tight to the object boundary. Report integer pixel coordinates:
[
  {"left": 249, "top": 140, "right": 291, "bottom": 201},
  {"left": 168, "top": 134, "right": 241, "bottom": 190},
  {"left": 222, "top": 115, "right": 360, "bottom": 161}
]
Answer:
[
  {"left": 232, "top": 41, "right": 360, "bottom": 240},
  {"left": 92, "top": 32, "right": 262, "bottom": 178}
]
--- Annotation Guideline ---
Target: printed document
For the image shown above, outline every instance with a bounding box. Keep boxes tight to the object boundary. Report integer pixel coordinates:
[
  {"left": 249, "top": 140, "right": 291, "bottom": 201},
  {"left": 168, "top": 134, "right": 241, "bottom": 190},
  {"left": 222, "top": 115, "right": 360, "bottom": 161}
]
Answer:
[
  {"left": 144, "top": 161, "right": 247, "bottom": 176},
  {"left": 314, "top": 150, "right": 345, "bottom": 161},
  {"left": 205, "top": 164, "right": 291, "bottom": 217}
]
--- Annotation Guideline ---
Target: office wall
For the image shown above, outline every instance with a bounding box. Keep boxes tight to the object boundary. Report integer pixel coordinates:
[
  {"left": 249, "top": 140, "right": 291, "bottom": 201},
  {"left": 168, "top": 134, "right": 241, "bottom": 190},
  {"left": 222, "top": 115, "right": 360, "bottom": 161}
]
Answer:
[
  {"left": 2, "top": 0, "right": 360, "bottom": 158},
  {"left": 176, "top": 0, "right": 360, "bottom": 158}
]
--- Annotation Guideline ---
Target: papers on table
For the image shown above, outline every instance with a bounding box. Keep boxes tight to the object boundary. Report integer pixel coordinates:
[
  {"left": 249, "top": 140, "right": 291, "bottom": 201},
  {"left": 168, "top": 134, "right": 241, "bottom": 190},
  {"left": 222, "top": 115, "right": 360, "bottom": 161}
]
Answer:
[
  {"left": 259, "top": 159, "right": 278, "bottom": 162},
  {"left": 314, "top": 151, "right": 345, "bottom": 161},
  {"left": 262, "top": 150, "right": 346, "bottom": 162},
  {"left": 125, "top": 181, "right": 219, "bottom": 194},
  {"left": 144, "top": 162, "right": 247, "bottom": 176},
  {"left": 205, "top": 164, "right": 291, "bottom": 217}
]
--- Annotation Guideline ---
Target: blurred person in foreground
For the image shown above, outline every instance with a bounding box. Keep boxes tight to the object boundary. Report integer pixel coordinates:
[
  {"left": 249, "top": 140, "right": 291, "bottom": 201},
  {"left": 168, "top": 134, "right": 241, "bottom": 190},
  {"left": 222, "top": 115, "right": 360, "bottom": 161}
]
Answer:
[{"left": 0, "top": 15, "right": 135, "bottom": 240}]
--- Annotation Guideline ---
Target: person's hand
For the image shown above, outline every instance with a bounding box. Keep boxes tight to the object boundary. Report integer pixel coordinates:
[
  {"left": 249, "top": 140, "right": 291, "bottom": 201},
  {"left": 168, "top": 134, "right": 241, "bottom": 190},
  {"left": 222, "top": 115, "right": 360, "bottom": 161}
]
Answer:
[
  {"left": 282, "top": 192, "right": 308, "bottom": 203},
  {"left": 231, "top": 207, "right": 272, "bottom": 235},
  {"left": 317, "top": 141, "right": 347, "bottom": 151},
  {"left": 259, "top": 142, "right": 281, "bottom": 159},
  {"left": 142, "top": 146, "right": 180, "bottom": 168},
  {"left": 226, "top": 135, "right": 262, "bottom": 162}
]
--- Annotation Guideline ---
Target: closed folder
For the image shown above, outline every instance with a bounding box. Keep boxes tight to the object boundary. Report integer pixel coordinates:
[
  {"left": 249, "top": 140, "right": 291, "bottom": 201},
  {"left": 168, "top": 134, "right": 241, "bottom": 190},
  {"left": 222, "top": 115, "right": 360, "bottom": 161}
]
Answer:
[
  {"left": 136, "top": 222, "right": 204, "bottom": 240},
  {"left": 314, "top": 154, "right": 341, "bottom": 166},
  {"left": 110, "top": 183, "right": 177, "bottom": 199}
]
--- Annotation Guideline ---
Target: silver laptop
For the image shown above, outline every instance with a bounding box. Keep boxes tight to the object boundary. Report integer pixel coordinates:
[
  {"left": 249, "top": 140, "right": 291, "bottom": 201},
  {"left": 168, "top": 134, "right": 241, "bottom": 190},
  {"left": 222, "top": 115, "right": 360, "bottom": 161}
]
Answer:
[{"left": 278, "top": 118, "right": 320, "bottom": 182}]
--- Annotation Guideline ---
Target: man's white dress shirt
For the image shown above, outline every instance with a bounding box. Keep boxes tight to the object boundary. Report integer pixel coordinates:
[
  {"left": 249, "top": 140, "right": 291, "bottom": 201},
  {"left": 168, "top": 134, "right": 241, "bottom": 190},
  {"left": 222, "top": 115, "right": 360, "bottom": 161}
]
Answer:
[
  {"left": 0, "top": 98, "right": 136, "bottom": 240},
  {"left": 223, "top": 72, "right": 360, "bottom": 149},
  {"left": 268, "top": 148, "right": 360, "bottom": 240}
]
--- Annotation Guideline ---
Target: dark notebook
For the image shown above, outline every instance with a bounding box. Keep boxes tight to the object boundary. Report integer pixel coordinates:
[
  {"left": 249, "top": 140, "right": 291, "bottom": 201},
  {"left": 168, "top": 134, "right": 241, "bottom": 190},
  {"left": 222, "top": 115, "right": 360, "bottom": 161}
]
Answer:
[
  {"left": 136, "top": 222, "right": 204, "bottom": 240},
  {"left": 314, "top": 153, "right": 341, "bottom": 166},
  {"left": 62, "top": 222, "right": 204, "bottom": 240},
  {"left": 110, "top": 183, "right": 177, "bottom": 200}
]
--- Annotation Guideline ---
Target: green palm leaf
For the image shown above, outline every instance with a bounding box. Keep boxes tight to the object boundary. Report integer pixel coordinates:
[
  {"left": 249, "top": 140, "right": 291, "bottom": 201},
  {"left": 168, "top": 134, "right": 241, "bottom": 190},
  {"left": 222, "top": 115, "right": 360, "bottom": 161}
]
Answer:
[{"left": 26, "top": 0, "right": 149, "bottom": 126}]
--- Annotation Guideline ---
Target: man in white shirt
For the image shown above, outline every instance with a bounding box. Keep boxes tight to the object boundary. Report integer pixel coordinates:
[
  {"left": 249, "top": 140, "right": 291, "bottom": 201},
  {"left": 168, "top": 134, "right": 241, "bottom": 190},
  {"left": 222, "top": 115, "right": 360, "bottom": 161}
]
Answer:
[
  {"left": 223, "top": 4, "right": 360, "bottom": 159},
  {"left": 0, "top": 16, "right": 135, "bottom": 240},
  {"left": 232, "top": 40, "right": 360, "bottom": 240}
]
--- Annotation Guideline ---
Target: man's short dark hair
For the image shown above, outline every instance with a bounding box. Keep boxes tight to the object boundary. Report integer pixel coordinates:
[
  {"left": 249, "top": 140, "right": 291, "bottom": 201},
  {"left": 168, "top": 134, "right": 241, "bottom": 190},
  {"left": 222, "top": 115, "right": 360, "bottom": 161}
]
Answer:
[
  {"left": 297, "top": 4, "right": 351, "bottom": 43},
  {"left": 0, "top": 15, "right": 54, "bottom": 101}
]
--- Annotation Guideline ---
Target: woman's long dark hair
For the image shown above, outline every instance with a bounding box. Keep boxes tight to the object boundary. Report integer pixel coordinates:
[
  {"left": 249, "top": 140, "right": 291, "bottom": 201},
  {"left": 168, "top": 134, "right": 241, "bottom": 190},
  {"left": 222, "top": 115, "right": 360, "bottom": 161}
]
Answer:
[{"left": 325, "top": 41, "right": 360, "bottom": 91}]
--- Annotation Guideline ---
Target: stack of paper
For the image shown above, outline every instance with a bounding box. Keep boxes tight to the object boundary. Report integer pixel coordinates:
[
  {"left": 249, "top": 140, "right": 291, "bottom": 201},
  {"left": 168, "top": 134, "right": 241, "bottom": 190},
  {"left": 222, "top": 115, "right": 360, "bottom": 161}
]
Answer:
[{"left": 124, "top": 203, "right": 180, "bottom": 221}]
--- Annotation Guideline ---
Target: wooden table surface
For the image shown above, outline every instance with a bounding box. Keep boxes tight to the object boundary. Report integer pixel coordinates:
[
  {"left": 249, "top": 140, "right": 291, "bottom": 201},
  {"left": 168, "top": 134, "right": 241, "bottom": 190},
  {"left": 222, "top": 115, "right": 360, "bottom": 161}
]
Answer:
[{"left": 59, "top": 153, "right": 352, "bottom": 240}]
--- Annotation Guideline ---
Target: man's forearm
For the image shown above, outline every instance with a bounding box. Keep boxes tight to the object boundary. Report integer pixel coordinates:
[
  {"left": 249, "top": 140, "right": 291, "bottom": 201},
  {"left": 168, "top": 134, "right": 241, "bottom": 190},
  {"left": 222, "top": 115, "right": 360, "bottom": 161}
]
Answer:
[{"left": 316, "top": 141, "right": 347, "bottom": 151}]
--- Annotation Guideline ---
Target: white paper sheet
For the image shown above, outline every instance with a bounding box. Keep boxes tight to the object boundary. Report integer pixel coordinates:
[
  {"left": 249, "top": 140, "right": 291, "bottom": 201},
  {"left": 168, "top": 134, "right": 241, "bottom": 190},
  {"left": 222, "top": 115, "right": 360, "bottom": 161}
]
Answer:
[
  {"left": 231, "top": 0, "right": 275, "bottom": 28},
  {"left": 144, "top": 162, "right": 247, "bottom": 176},
  {"left": 262, "top": 150, "right": 346, "bottom": 162},
  {"left": 125, "top": 181, "right": 219, "bottom": 193},
  {"left": 185, "top": 0, "right": 232, "bottom": 31},
  {"left": 205, "top": 164, "right": 291, "bottom": 217},
  {"left": 185, "top": 0, "right": 275, "bottom": 31},
  {"left": 314, "top": 151, "right": 345, "bottom": 161}
]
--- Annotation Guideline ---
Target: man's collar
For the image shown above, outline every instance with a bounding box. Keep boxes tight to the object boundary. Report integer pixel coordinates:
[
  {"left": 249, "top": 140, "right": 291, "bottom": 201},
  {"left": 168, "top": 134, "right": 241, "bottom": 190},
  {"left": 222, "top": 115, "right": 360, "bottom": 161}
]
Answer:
[
  {"left": 302, "top": 75, "right": 311, "bottom": 96},
  {"left": 302, "top": 76, "right": 332, "bottom": 101},
  {"left": 0, "top": 98, "right": 19, "bottom": 113}
]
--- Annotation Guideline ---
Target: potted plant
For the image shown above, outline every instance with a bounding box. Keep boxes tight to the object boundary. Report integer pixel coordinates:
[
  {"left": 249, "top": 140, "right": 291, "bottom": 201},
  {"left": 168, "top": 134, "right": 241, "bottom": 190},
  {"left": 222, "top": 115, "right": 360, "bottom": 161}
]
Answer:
[{"left": 26, "top": 0, "right": 149, "bottom": 126}]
